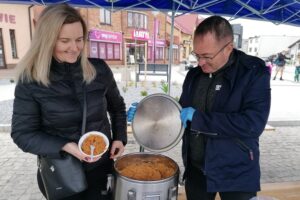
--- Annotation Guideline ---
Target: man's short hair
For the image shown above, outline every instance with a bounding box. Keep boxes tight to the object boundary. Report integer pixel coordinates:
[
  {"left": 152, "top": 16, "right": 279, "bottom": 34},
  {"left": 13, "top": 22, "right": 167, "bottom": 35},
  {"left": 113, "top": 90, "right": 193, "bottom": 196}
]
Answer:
[{"left": 194, "top": 16, "right": 233, "bottom": 42}]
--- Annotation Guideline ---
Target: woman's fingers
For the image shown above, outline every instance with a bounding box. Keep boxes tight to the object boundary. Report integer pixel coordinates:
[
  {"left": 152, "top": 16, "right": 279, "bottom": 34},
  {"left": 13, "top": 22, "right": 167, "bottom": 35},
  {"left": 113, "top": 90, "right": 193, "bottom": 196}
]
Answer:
[{"left": 110, "top": 140, "right": 125, "bottom": 159}]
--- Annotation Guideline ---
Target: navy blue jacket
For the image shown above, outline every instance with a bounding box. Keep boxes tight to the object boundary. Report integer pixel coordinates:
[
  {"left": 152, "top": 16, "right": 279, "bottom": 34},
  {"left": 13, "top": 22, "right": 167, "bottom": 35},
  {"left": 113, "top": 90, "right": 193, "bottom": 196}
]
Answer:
[{"left": 180, "top": 49, "right": 271, "bottom": 192}]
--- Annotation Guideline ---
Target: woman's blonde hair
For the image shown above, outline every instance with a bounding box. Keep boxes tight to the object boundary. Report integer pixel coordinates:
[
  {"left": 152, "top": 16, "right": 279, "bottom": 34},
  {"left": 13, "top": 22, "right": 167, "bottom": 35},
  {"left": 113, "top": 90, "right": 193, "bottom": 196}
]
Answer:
[{"left": 16, "top": 4, "right": 96, "bottom": 86}]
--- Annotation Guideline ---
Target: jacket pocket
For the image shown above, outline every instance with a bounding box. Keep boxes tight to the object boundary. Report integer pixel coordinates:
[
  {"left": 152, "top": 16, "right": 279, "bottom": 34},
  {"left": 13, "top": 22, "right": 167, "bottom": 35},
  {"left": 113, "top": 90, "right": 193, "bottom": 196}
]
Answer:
[{"left": 234, "top": 138, "right": 254, "bottom": 161}]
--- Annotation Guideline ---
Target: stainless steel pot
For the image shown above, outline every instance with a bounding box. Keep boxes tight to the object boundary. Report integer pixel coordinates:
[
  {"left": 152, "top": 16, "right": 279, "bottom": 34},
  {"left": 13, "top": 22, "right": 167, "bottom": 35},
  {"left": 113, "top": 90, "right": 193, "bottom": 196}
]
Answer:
[
  {"left": 113, "top": 153, "right": 179, "bottom": 200},
  {"left": 113, "top": 94, "right": 183, "bottom": 200}
]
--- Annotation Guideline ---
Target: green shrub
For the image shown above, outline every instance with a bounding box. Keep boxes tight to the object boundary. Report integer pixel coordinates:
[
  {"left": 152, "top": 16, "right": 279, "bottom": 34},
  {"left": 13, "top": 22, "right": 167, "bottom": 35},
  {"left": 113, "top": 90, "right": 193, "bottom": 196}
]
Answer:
[
  {"left": 140, "top": 90, "right": 148, "bottom": 96},
  {"left": 160, "top": 80, "right": 168, "bottom": 94}
]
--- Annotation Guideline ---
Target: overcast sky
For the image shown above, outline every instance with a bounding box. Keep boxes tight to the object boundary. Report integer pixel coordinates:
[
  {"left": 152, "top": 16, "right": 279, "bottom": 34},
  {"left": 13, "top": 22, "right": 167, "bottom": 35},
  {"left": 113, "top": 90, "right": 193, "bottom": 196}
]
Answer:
[{"left": 199, "top": 14, "right": 300, "bottom": 39}]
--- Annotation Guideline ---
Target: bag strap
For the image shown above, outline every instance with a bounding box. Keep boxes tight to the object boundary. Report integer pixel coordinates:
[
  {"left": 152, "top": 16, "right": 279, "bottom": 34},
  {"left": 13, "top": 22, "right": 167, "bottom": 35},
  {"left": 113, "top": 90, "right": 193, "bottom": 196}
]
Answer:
[{"left": 81, "top": 85, "right": 87, "bottom": 136}]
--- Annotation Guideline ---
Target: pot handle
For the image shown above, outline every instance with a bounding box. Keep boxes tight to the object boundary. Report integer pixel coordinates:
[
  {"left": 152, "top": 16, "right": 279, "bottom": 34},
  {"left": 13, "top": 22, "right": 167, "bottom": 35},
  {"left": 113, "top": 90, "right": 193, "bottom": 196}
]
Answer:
[
  {"left": 128, "top": 189, "right": 136, "bottom": 200},
  {"left": 168, "top": 186, "right": 177, "bottom": 200},
  {"left": 107, "top": 174, "right": 113, "bottom": 192}
]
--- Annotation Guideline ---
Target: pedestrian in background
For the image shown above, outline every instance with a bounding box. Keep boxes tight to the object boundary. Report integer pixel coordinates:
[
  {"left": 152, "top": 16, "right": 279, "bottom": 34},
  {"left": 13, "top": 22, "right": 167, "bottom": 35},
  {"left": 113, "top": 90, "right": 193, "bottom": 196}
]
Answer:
[
  {"left": 273, "top": 51, "right": 290, "bottom": 80},
  {"left": 179, "top": 16, "right": 271, "bottom": 200},
  {"left": 265, "top": 59, "right": 273, "bottom": 74},
  {"left": 294, "top": 54, "right": 300, "bottom": 83},
  {"left": 11, "top": 4, "right": 127, "bottom": 200}
]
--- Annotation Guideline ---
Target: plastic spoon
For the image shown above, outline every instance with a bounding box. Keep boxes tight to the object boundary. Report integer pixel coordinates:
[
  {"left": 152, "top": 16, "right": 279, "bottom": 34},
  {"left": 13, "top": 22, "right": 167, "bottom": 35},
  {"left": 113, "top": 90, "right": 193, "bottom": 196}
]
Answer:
[{"left": 90, "top": 144, "right": 95, "bottom": 161}]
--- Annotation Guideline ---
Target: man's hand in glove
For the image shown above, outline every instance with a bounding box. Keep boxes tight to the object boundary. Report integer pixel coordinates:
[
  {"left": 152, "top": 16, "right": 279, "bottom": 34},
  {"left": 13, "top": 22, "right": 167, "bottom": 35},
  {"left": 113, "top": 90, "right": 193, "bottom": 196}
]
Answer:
[{"left": 180, "top": 107, "right": 196, "bottom": 128}]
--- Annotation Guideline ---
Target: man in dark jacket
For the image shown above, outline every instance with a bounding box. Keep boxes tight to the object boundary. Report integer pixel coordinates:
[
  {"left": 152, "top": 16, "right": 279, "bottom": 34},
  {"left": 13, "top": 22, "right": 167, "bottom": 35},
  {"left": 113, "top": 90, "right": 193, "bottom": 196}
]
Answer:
[{"left": 179, "top": 16, "right": 271, "bottom": 200}]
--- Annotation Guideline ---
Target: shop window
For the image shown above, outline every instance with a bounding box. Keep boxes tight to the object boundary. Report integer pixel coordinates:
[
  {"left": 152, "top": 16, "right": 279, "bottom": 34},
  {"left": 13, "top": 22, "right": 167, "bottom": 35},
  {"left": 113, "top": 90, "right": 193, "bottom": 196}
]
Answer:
[
  {"left": 107, "top": 43, "right": 114, "bottom": 59},
  {"left": 10, "top": 29, "right": 18, "bottom": 59},
  {"left": 166, "top": 48, "right": 178, "bottom": 60},
  {"left": 98, "top": 42, "right": 120, "bottom": 60},
  {"left": 128, "top": 12, "right": 147, "bottom": 29},
  {"left": 99, "top": 43, "right": 106, "bottom": 59},
  {"left": 100, "top": 9, "right": 111, "bottom": 25},
  {"left": 90, "top": 42, "right": 98, "bottom": 58},
  {"left": 155, "top": 47, "right": 164, "bottom": 60},
  {"left": 114, "top": 44, "right": 120, "bottom": 59},
  {"left": 173, "top": 49, "right": 179, "bottom": 60},
  {"left": 147, "top": 46, "right": 152, "bottom": 60}
]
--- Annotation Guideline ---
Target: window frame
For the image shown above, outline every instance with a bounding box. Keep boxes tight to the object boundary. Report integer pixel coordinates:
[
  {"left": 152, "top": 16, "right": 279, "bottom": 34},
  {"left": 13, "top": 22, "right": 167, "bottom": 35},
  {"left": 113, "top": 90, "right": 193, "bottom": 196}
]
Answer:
[
  {"left": 98, "top": 42, "right": 121, "bottom": 60},
  {"left": 100, "top": 8, "right": 111, "bottom": 25},
  {"left": 127, "top": 12, "right": 147, "bottom": 29},
  {"left": 9, "top": 29, "right": 18, "bottom": 59}
]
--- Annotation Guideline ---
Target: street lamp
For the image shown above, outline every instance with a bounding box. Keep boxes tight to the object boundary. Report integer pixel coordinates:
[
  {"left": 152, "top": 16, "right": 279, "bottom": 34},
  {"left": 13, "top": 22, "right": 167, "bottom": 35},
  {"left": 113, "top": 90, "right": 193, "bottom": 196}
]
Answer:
[{"left": 152, "top": 11, "right": 159, "bottom": 65}]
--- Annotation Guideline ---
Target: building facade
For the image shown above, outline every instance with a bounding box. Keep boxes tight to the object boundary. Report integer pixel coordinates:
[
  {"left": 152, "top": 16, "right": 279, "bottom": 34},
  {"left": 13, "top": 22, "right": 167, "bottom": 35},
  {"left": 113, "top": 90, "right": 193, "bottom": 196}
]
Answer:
[
  {"left": 82, "top": 8, "right": 184, "bottom": 66},
  {"left": 0, "top": 4, "right": 32, "bottom": 70},
  {"left": 288, "top": 39, "right": 300, "bottom": 64},
  {"left": 0, "top": 4, "right": 196, "bottom": 73},
  {"left": 247, "top": 35, "right": 300, "bottom": 59}
]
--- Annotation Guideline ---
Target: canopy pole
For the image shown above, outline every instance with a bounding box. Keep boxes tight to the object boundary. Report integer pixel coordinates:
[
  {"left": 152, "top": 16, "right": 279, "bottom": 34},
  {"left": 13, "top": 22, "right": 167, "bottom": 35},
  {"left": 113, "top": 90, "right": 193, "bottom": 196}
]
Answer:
[{"left": 167, "top": 1, "right": 176, "bottom": 95}]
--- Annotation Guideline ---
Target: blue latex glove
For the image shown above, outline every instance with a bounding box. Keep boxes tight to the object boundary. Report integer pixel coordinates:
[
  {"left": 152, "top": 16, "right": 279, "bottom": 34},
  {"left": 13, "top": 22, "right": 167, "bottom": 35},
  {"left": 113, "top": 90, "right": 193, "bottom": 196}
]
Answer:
[
  {"left": 180, "top": 107, "right": 196, "bottom": 128},
  {"left": 127, "top": 102, "right": 138, "bottom": 123}
]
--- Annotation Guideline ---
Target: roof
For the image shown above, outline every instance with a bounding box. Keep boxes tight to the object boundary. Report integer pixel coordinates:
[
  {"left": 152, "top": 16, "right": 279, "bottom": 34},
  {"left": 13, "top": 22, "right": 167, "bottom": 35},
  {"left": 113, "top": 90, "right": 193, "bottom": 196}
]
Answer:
[
  {"left": 174, "top": 14, "right": 200, "bottom": 35},
  {"left": 167, "top": 14, "right": 203, "bottom": 35}
]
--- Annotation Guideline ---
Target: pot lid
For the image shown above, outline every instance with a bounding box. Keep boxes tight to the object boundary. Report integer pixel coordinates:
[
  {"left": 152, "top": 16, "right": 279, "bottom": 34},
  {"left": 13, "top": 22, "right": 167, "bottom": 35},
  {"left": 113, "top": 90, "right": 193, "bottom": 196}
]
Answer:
[{"left": 132, "top": 93, "right": 184, "bottom": 152}]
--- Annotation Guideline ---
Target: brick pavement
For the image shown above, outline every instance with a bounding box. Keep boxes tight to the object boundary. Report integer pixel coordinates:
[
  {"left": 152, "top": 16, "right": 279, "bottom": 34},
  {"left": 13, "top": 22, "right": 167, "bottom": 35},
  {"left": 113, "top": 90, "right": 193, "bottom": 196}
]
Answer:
[{"left": 1, "top": 126, "right": 300, "bottom": 200}]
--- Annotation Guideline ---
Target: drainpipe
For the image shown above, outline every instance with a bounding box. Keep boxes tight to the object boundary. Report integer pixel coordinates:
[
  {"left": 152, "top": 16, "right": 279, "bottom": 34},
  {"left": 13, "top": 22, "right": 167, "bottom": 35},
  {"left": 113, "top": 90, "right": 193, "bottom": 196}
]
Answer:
[{"left": 28, "top": 5, "right": 34, "bottom": 40}]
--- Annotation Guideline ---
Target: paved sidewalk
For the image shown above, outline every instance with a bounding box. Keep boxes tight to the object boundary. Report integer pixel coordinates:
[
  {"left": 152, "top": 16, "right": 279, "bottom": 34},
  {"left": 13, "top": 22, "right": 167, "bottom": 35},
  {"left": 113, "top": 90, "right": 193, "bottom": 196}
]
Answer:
[
  {"left": 1, "top": 126, "right": 300, "bottom": 200},
  {"left": 1, "top": 65, "right": 300, "bottom": 131}
]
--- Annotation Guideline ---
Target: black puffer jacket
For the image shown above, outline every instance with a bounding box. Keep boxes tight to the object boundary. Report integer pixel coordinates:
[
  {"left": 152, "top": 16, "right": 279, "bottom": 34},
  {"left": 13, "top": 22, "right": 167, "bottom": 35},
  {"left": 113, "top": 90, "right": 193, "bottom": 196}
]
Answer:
[{"left": 11, "top": 58, "right": 127, "bottom": 165}]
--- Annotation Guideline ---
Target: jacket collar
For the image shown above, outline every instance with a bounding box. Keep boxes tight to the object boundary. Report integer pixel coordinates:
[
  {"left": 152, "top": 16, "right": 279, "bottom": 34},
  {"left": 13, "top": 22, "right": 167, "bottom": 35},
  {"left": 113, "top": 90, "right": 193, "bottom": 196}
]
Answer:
[
  {"left": 223, "top": 49, "right": 241, "bottom": 90},
  {"left": 50, "top": 57, "right": 82, "bottom": 81}
]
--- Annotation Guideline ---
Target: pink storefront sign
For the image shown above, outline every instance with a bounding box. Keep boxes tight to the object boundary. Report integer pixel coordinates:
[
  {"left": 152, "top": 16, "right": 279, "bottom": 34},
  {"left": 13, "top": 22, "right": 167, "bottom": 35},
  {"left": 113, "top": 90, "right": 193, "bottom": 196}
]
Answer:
[
  {"left": 148, "top": 38, "right": 166, "bottom": 47},
  {"left": 89, "top": 29, "right": 122, "bottom": 43},
  {"left": 132, "top": 29, "right": 150, "bottom": 41}
]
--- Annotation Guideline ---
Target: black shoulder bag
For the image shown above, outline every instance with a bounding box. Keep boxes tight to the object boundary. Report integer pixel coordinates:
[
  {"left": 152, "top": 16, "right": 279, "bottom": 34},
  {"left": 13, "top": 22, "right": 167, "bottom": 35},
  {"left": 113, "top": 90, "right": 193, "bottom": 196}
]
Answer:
[{"left": 38, "top": 87, "right": 88, "bottom": 200}]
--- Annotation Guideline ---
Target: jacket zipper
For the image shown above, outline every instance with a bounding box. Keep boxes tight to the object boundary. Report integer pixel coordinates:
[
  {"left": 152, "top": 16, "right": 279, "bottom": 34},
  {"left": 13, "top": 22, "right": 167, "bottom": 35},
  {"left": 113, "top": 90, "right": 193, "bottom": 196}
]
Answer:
[
  {"left": 234, "top": 138, "right": 254, "bottom": 160},
  {"left": 204, "top": 73, "right": 214, "bottom": 112},
  {"left": 66, "top": 63, "right": 83, "bottom": 117},
  {"left": 191, "top": 73, "right": 219, "bottom": 136},
  {"left": 190, "top": 128, "right": 218, "bottom": 136}
]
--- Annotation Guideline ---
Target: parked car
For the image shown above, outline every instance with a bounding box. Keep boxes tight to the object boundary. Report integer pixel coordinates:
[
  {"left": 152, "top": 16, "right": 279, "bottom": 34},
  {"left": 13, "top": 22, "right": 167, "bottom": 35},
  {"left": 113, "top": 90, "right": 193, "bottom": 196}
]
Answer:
[{"left": 184, "top": 54, "right": 198, "bottom": 70}]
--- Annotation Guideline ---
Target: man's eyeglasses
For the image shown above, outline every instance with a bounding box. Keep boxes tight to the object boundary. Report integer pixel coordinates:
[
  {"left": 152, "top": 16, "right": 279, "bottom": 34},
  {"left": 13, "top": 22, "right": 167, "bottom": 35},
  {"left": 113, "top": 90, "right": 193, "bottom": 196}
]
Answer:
[{"left": 191, "top": 41, "right": 232, "bottom": 62}]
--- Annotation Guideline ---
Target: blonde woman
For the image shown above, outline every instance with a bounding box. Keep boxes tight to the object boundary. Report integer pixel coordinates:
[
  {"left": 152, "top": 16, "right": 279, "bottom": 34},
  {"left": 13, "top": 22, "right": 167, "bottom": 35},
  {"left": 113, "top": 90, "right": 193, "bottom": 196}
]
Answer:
[{"left": 11, "top": 4, "right": 126, "bottom": 200}]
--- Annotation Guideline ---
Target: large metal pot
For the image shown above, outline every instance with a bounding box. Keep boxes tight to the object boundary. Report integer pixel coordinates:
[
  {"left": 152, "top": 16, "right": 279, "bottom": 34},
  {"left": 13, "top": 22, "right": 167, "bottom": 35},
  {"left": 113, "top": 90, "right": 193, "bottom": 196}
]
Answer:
[
  {"left": 113, "top": 94, "right": 184, "bottom": 200},
  {"left": 113, "top": 153, "right": 179, "bottom": 200}
]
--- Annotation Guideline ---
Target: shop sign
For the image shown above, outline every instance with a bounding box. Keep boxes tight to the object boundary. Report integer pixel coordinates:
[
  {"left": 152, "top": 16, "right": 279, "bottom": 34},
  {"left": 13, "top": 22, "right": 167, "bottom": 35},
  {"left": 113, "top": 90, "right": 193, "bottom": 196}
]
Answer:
[
  {"left": 183, "top": 40, "right": 191, "bottom": 45},
  {"left": 149, "top": 38, "right": 166, "bottom": 46},
  {"left": 89, "top": 30, "right": 122, "bottom": 43},
  {"left": 0, "top": 13, "right": 16, "bottom": 24},
  {"left": 132, "top": 30, "right": 149, "bottom": 40}
]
